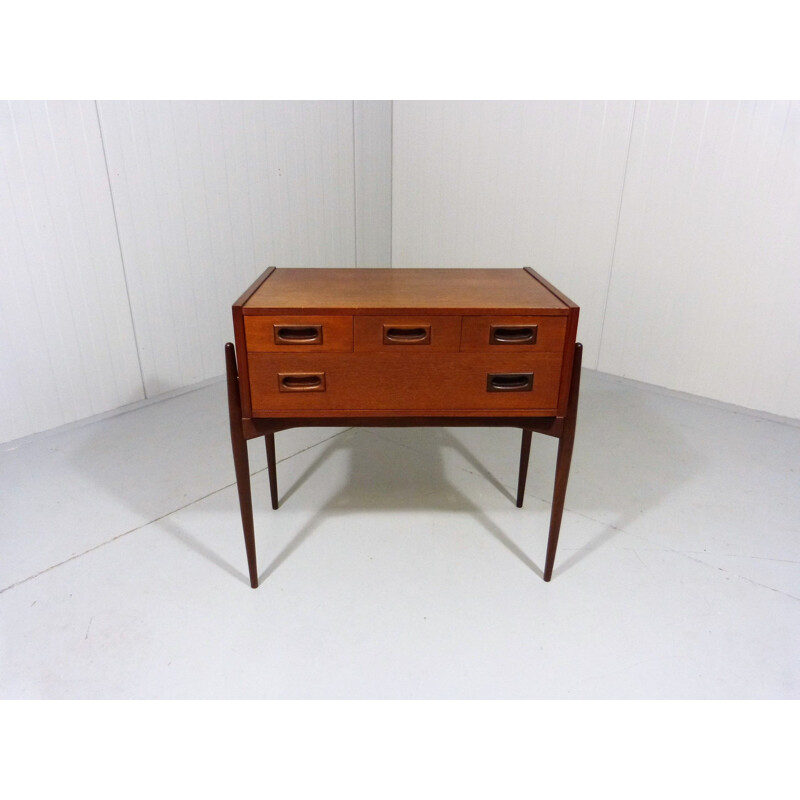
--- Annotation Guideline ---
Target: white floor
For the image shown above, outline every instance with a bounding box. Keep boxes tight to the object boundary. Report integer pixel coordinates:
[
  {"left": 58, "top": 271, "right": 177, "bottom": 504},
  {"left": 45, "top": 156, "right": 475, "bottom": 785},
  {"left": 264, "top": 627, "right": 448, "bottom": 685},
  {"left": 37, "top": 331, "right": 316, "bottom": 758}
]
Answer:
[{"left": 1, "top": 369, "right": 798, "bottom": 699}]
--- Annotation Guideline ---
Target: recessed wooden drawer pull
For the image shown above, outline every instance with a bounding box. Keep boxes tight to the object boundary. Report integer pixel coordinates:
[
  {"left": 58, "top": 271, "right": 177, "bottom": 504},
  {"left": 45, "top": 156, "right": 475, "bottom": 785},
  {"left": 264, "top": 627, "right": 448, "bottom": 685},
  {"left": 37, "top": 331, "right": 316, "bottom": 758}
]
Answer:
[
  {"left": 278, "top": 372, "right": 326, "bottom": 392},
  {"left": 490, "top": 325, "right": 538, "bottom": 344},
  {"left": 382, "top": 324, "right": 431, "bottom": 345},
  {"left": 274, "top": 324, "right": 323, "bottom": 345},
  {"left": 486, "top": 372, "right": 534, "bottom": 392}
]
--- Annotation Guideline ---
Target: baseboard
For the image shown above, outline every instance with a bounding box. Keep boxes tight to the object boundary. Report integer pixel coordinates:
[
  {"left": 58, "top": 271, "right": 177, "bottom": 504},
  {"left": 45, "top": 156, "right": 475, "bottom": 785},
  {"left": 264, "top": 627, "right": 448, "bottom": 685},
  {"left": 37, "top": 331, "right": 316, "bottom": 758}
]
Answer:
[
  {"left": 587, "top": 369, "right": 800, "bottom": 428},
  {"left": 1, "top": 375, "right": 227, "bottom": 451}
]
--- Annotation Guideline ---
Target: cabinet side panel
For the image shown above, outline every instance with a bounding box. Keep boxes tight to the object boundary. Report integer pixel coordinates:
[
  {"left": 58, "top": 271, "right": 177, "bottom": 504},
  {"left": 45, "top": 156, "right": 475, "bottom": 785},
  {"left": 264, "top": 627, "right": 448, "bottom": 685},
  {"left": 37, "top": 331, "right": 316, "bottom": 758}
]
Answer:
[
  {"left": 232, "top": 306, "right": 253, "bottom": 418},
  {"left": 556, "top": 307, "right": 580, "bottom": 417}
]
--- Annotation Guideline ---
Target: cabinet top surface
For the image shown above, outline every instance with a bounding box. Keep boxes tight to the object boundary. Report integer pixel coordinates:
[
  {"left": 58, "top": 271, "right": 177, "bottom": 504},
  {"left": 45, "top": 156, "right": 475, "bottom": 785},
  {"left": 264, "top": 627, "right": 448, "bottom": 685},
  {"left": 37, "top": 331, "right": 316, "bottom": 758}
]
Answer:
[{"left": 241, "top": 268, "right": 573, "bottom": 314}]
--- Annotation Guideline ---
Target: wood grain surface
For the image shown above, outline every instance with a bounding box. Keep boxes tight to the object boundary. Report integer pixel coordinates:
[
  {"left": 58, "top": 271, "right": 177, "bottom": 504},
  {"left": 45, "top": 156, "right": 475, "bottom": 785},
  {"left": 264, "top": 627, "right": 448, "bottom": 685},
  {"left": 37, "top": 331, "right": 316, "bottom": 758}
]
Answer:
[
  {"left": 248, "top": 351, "right": 562, "bottom": 412},
  {"left": 460, "top": 315, "right": 567, "bottom": 352},
  {"left": 243, "top": 268, "right": 569, "bottom": 315},
  {"left": 244, "top": 314, "right": 354, "bottom": 352},
  {"left": 354, "top": 315, "right": 461, "bottom": 352}
]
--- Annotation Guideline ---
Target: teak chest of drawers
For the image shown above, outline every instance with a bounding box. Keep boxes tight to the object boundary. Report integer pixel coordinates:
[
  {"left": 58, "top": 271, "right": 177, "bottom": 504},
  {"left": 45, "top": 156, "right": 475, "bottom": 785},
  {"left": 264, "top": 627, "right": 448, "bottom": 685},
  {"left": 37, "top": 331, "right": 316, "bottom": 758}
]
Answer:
[{"left": 227, "top": 267, "right": 582, "bottom": 588}]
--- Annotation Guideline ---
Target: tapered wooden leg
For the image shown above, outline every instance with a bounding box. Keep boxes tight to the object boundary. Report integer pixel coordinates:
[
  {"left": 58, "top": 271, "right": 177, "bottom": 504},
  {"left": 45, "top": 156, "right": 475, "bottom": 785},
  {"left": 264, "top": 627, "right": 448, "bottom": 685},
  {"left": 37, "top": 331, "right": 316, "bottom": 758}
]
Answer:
[
  {"left": 265, "top": 433, "right": 279, "bottom": 510},
  {"left": 516, "top": 429, "right": 533, "bottom": 508},
  {"left": 226, "top": 343, "right": 259, "bottom": 588},
  {"left": 543, "top": 343, "right": 583, "bottom": 582}
]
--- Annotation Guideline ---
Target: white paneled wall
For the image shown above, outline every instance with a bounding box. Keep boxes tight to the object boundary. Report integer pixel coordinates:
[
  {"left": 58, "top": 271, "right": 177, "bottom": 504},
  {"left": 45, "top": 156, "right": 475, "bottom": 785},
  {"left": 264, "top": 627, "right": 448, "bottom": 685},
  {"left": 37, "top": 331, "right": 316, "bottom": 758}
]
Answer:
[
  {"left": 0, "top": 101, "right": 143, "bottom": 443},
  {"left": 3, "top": 100, "right": 799, "bottom": 444},
  {"left": 599, "top": 101, "right": 800, "bottom": 419},
  {"left": 97, "top": 101, "right": 357, "bottom": 396},
  {"left": 354, "top": 101, "right": 392, "bottom": 267},
  {"left": 391, "top": 101, "right": 635, "bottom": 369}
]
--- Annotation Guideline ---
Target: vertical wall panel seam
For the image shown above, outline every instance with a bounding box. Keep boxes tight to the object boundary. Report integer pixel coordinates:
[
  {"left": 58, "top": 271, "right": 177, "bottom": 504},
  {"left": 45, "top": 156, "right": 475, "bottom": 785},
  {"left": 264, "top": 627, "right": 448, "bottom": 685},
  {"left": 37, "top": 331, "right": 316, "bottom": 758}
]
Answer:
[
  {"left": 352, "top": 101, "right": 358, "bottom": 267},
  {"left": 390, "top": 100, "right": 394, "bottom": 269},
  {"left": 45, "top": 103, "right": 94, "bottom": 414},
  {"left": 94, "top": 101, "right": 147, "bottom": 398},
  {"left": 596, "top": 100, "right": 637, "bottom": 366}
]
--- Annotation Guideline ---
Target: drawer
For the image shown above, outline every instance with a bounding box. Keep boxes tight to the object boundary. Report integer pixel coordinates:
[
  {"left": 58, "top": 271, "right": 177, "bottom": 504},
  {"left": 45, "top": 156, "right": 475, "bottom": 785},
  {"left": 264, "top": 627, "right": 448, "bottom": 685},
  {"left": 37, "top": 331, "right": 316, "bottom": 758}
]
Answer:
[
  {"left": 460, "top": 315, "right": 567, "bottom": 352},
  {"left": 248, "top": 352, "right": 563, "bottom": 413},
  {"left": 354, "top": 315, "right": 461, "bottom": 352},
  {"left": 244, "top": 315, "right": 353, "bottom": 353}
]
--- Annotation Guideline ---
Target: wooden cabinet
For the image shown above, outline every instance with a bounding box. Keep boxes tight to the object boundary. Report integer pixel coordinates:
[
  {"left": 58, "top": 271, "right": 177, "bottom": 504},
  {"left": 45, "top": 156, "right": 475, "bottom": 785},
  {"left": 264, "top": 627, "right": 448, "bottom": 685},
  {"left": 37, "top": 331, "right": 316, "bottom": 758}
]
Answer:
[
  {"left": 234, "top": 267, "right": 578, "bottom": 417},
  {"left": 227, "top": 267, "right": 582, "bottom": 589}
]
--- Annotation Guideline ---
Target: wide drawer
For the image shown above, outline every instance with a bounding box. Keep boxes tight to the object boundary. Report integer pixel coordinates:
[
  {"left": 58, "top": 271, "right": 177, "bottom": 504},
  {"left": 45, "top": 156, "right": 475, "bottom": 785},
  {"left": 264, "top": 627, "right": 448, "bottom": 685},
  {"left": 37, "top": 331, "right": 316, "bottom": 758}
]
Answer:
[
  {"left": 248, "top": 352, "right": 563, "bottom": 413},
  {"left": 460, "top": 315, "right": 567, "bottom": 352},
  {"left": 354, "top": 315, "right": 461, "bottom": 352},
  {"left": 244, "top": 315, "right": 353, "bottom": 353}
]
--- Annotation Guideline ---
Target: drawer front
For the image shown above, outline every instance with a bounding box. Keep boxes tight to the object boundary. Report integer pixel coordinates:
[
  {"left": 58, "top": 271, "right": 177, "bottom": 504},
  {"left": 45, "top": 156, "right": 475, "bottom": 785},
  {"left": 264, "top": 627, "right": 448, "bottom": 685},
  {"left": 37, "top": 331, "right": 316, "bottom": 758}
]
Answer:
[
  {"left": 354, "top": 315, "right": 461, "bottom": 352},
  {"left": 460, "top": 315, "right": 567, "bottom": 352},
  {"left": 244, "top": 315, "right": 353, "bottom": 353},
  {"left": 248, "top": 352, "right": 563, "bottom": 413}
]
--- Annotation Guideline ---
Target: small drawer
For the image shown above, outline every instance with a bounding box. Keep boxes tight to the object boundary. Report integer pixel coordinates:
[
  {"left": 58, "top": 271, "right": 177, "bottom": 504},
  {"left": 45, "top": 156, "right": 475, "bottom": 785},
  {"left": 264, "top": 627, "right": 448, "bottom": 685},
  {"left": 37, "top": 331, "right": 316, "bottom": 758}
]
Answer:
[
  {"left": 354, "top": 316, "right": 461, "bottom": 352},
  {"left": 460, "top": 315, "right": 567, "bottom": 352},
  {"left": 244, "top": 315, "right": 353, "bottom": 353}
]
